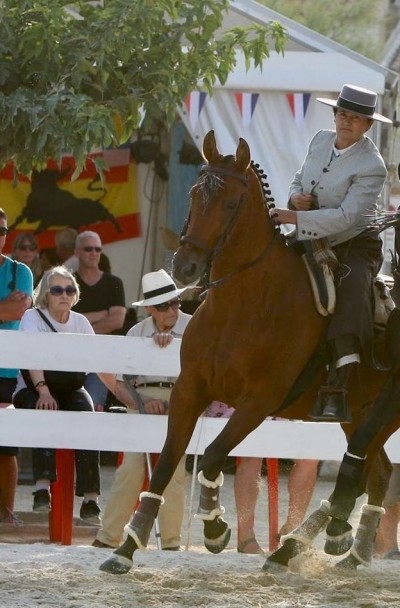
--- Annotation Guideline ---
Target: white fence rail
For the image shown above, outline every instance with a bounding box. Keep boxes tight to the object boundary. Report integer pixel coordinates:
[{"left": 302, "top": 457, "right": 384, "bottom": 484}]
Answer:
[{"left": 1, "top": 330, "right": 400, "bottom": 462}]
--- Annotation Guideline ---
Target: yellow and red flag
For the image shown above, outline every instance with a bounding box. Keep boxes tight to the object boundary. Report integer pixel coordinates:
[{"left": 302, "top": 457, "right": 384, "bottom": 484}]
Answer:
[{"left": 1, "top": 147, "right": 140, "bottom": 252}]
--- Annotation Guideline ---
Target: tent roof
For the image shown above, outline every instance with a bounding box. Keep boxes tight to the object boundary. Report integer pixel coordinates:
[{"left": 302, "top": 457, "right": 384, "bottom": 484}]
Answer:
[{"left": 216, "top": 0, "right": 392, "bottom": 94}]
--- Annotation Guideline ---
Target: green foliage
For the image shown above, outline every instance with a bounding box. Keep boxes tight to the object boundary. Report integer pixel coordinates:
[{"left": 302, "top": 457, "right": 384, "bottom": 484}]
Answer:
[
  {"left": 0, "top": 0, "right": 287, "bottom": 175},
  {"left": 258, "top": 0, "right": 381, "bottom": 60}
]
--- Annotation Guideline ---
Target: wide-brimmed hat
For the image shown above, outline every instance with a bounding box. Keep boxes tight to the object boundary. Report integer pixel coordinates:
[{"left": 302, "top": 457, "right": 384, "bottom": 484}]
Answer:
[
  {"left": 317, "top": 84, "right": 392, "bottom": 124},
  {"left": 131, "top": 269, "right": 187, "bottom": 306}
]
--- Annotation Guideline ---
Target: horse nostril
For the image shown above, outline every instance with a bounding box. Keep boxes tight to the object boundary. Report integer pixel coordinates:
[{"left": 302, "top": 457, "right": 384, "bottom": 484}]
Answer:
[{"left": 185, "top": 263, "right": 198, "bottom": 278}]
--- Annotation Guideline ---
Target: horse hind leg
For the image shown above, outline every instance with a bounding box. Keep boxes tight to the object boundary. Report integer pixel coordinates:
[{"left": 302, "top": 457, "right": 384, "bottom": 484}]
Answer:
[
  {"left": 335, "top": 503, "right": 385, "bottom": 572},
  {"left": 262, "top": 500, "right": 331, "bottom": 572},
  {"left": 334, "top": 449, "right": 391, "bottom": 572},
  {"left": 323, "top": 451, "right": 368, "bottom": 557},
  {"left": 194, "top": 470, "right": 231, "bottom": 554}
]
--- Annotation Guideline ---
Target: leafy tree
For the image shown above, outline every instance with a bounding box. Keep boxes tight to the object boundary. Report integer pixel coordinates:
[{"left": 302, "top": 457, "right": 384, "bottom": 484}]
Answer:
[
  {"left": 0, "top": 0, "right": 287, "bottom": 175},
  {"left": 258, "top": 0, "right": 382, "bottom": 60}
]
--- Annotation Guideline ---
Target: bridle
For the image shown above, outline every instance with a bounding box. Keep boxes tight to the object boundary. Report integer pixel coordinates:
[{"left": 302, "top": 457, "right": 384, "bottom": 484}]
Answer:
[{"left": 179, "top": 163, "right": 280, "bottom": 293}]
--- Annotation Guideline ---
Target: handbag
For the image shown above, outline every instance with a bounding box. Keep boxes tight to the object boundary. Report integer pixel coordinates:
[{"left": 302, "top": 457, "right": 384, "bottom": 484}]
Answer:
[{"left": 21, "top": 308, "right": 86, "bottom": 393}]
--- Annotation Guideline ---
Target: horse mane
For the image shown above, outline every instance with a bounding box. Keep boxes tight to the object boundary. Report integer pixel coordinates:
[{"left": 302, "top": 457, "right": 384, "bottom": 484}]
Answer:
[{"left": 250, "top": 160, "right": 276, "bottom": 209}]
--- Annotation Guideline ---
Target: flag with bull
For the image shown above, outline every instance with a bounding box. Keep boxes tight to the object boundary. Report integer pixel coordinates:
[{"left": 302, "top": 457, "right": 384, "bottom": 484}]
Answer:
[{"left": 0, "top": 147, "right": 140, "bottom": 251}]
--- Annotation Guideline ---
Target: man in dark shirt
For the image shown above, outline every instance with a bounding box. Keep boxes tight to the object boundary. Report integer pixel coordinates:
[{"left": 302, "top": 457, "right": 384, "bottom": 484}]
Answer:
[{"left": 73, "top": 230, "right": 126, "bottom": 407}]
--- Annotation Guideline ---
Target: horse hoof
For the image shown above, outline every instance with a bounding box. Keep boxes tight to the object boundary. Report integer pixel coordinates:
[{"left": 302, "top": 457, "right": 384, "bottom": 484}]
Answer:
[
  {"left": 263, "top": 538, "right": 307, "bottom": 570},
  {"left": 99, "top": 555, "right": 133, "bottom": 575},
  {"left": 334, "top": 553, "right": 360, "bottom": 572},
  {"left": 261, "top": 558, "right": 288, "bottom": 573},
  {"left": 324, "top": 530, "right": 353, "bottom": 556},
  {"left": 205, "top": 527, "right": 231, "bottom": 554}
]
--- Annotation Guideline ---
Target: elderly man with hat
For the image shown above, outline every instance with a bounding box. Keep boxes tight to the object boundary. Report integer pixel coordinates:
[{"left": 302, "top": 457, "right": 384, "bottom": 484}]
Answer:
[
  {"left": 271, "top": 84, "right": 392, "bottom": 423},
  {"left": 93, "top": 269, "right": 191, "bottom": 551}
]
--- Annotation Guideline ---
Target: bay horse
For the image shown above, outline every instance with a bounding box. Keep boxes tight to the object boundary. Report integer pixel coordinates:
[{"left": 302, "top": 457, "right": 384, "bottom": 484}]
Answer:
[{"left": 100, "top": 130, "right": 399, "bottom": 575}]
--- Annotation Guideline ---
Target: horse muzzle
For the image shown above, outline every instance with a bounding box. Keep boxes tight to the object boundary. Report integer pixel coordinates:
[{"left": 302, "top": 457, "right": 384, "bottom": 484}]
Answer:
[{"left": 172, "top": 245, "right": 207, "bottom": 285}]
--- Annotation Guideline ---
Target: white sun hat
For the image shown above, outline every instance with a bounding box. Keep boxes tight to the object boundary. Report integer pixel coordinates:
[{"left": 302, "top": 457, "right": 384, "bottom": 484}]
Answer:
[{"left": 131, "top": 269, "right": 187, "bottom": 306}]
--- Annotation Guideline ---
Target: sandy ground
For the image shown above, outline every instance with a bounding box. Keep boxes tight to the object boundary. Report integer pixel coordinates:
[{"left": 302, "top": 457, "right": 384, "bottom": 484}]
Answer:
[{"left": 1, "top": 463, "right": 400, "bottom": 608}]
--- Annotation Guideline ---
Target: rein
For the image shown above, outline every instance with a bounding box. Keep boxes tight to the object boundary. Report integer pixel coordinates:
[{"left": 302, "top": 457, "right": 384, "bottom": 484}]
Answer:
[
  {"left": 181, "top": 162, "right": 279, "bottom": 295},
  {"left": 201, "top": 231, "right": 280, "bottom": 297}
]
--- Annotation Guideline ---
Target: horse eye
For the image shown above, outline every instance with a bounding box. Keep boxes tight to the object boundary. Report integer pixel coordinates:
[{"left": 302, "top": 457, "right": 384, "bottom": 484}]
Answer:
[{"left": 226, "top": 199, "right": 238, "bottom": 211}]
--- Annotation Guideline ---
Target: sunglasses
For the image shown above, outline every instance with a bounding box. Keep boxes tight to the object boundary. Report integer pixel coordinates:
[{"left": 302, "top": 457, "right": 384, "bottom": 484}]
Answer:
[
  {"left": 153, "top": 298, "right": 181, "bottom": 312},
  {"left": 82, "top": 246, "right": 102, "bottom": 253},
  {"left": 18, "top": 244, "right": 37, "bottom": 252},
  {"left": 0, "top": 227, "right": 8, "bottom": 236},
  {"left": 49, "top": 285, "right": 77, "bottom": 296}
]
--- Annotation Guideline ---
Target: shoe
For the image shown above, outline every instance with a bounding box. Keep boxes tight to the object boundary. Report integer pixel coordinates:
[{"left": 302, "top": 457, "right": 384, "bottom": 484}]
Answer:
[
  {"left": 80, "top": 500, "right": 101, "bottom": 525},
  {"left": 32, "top": 489, "right": 51, "bottom": 513},
  {"left": 92, "top": 539, "right": 114, "bottom": 549},
  {"left": 163, "top": 546, "right": 182, "bottom": 551},
  {"left": 237, "top": 537, "right": 265, "bottom": 555}
]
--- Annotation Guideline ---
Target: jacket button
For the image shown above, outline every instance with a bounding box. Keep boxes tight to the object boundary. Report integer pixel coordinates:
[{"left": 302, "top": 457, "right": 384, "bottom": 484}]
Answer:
[{"left": 311, "top": 180, "right": 315, "bottom": 185}]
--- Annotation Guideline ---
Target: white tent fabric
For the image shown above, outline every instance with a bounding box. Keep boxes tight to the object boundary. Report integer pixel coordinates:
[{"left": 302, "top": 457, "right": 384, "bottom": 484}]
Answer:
[{"left": 179, "top": 89, "right": 361, "bottom": 205}]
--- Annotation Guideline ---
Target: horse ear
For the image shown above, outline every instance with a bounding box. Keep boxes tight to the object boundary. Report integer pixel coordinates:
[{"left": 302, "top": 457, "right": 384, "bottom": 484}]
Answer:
[
  {"left": 202, "top": 130, "right": 220, "bottom": 163},
  {"left": 236, "top": 138, "right": 251, "bottom": 171}
]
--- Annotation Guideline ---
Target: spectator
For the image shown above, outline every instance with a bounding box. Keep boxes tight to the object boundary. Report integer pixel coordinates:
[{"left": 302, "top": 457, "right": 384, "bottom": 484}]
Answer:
[
  {"left": 55, "top": 228, "right": 79, "bottom": 272},
  {"left": 92, "top": 269, "right": 190, "bottom": 550},
  {"left": 374, "top": 463, "right": 400, "bottom": 559},
  {"left": 39, "top": 247, "right": 59, "bottom": 273},
  {"left": 12, "top": 266, "right": 114, "bottom": 523},
  {"left": 73, "top": 230, "right": 126, "bottom": 409},
  {"left": 0, "top": 208, "right": 33, "bottom": 522},
  {"left": 12, "top": 231, "right": 42, "bottom": 287},
  {"left": 205, "top": 402, "right": 319, "bottom": 553}
]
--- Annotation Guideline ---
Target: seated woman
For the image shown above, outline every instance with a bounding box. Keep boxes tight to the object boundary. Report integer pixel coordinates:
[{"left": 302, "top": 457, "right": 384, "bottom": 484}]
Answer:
[{"left": 12, "top": 266, "right": 113, "bottom": 524}]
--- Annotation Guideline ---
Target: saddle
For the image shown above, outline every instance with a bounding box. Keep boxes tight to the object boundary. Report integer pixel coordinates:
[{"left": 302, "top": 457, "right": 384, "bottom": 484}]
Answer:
[{"left": 302, "top": 248, "right": 395, "bottom": 327}]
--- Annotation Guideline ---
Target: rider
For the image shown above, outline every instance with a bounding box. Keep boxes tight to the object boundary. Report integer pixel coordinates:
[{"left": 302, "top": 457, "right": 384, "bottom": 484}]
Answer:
[{"left": 272, "top": 84, "right": 392, "bottom": 422}]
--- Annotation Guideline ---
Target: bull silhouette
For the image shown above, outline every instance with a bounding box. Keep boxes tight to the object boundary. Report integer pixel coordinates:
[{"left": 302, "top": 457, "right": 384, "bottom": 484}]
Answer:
[{"left": 9, "top": 168, "right": 123, "bottom": 233}]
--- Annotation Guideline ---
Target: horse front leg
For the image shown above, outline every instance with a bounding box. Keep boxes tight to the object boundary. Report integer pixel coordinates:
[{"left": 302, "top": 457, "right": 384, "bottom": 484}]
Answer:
[
  {"left": 194, "top": 467, "right": 231, "bottom": 554},
  {"left": 195, "top": 407, "right": 269, "bottom": 555},
  {"left": 100, "top": 388, "right": 202, "bottom": 575}
]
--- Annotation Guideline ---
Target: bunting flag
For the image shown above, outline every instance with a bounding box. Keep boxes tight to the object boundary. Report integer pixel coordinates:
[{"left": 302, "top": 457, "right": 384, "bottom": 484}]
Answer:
[
  {"left": 286, "top": 93, "right": 311, "bottom": 129},
  {"left": 235, "top": 92, "right": 259, "bottom": 128},
  {"left": 184, "top": 91, "right": 207, "bottom": 130},
  {"left": 0, "top": 149, "right": 140, "bottom": 252}
]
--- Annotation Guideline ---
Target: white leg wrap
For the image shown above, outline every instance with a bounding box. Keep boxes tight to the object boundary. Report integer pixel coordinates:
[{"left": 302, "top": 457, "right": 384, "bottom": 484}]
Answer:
[
  {"left": 360, "top": 503, "right": 385, "bottom": 515},
  {"left": 349, "top": 503, "right": 385, "bottom": 567},
  {"left": 281, "top": 500, "right": 331, "bottom": 546},
  {"left": 194, "top": 505, "right": 225, "bottom": 521},
  {"left": 198, "top": 470, "right": 224, "bottom": 488},
  {"left": 123, "top": 523, "right": 146, "bottom": 550},
  {"left": 139, "top": 491, "right": 165, "bottom": 505}
]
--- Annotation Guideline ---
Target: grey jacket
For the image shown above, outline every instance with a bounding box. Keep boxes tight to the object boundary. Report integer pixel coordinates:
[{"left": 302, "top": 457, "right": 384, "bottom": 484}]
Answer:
[{"left": 289, "top": 130, "right": 387, "bottom": 246}]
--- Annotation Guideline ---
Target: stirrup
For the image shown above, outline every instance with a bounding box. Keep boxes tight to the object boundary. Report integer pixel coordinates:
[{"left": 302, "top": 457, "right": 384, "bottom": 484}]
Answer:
[{"left": 309, "top": 386, "right": 352, "bottom": 423}]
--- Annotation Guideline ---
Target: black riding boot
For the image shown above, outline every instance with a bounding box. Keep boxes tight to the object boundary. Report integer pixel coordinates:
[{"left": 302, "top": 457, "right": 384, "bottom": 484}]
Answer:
[
  {"left": 310, "top": 335, "right": 357, "bottom": 423},
  {"left": 310, "top": 364, "right": 353, "bottom": 423}
]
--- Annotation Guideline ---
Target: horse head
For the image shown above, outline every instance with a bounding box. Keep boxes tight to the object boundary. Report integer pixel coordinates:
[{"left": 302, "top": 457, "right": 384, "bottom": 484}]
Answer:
[{"left": 173, "top": 130, "right": 271, "bottom": 286}]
